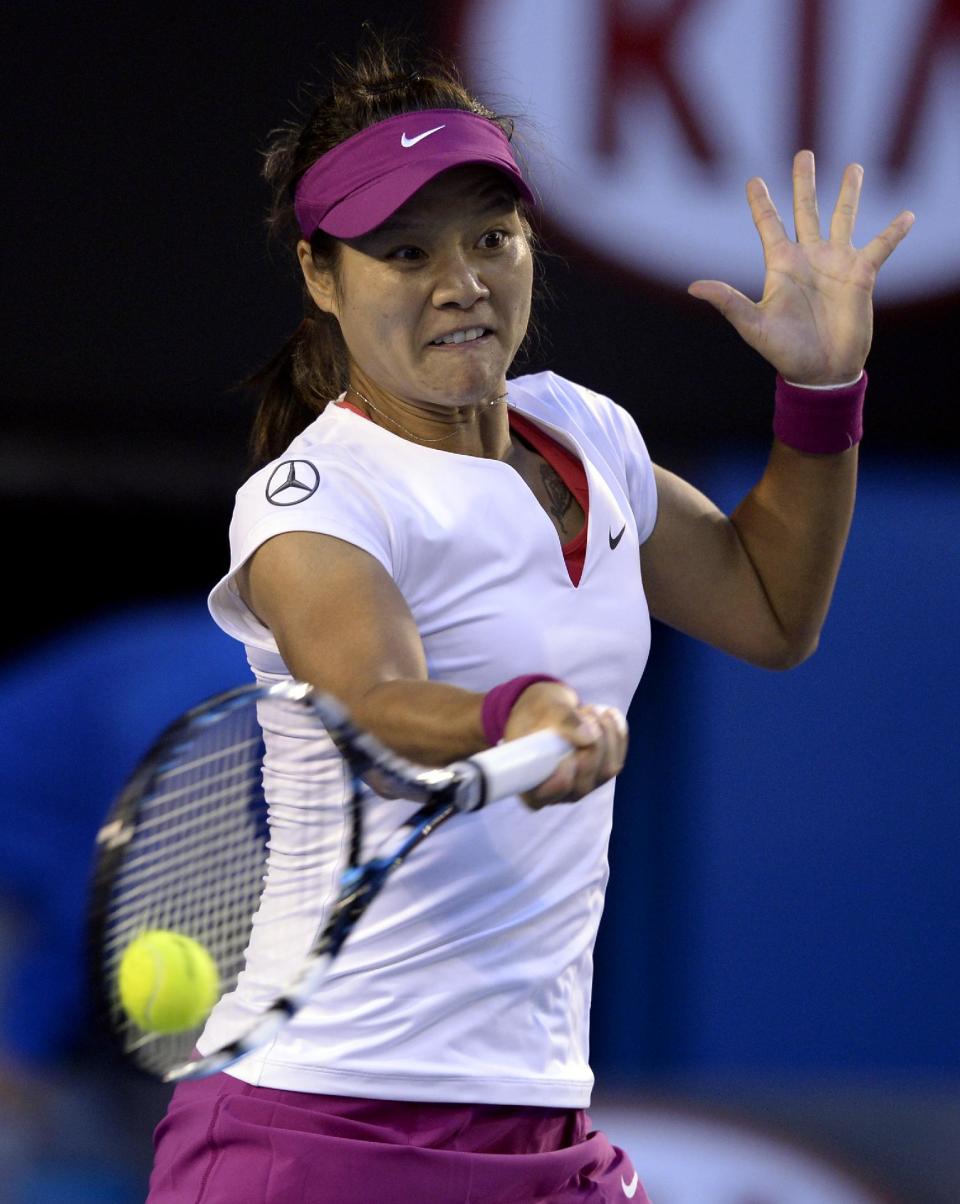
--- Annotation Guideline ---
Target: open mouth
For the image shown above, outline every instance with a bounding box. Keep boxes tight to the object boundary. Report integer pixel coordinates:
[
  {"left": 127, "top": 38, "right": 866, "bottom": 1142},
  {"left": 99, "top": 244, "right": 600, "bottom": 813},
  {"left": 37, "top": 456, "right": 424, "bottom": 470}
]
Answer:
[{"left": 429, "top": 326, "right": 492, "bottom": 347}]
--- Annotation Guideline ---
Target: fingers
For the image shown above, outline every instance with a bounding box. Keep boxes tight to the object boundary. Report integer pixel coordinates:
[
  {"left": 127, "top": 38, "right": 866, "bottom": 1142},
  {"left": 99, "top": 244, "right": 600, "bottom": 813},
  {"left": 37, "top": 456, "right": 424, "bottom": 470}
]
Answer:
[
  {"left": 594, "top": 706, "right": 629, "bottom": 781},
  {"left": 504, "top": 681, "right": 611, "bottom": 810},
  {"left": 748, "top": 153, "right": 822, "bottom": 252},
  {"left": 784, "top": 154, "right": 913, "bottom": 262},
  {"left": 792, "top": 149, "right": 821, "bottom": 243},
  {"left": 828, "top": 159, "right": 915, "bottom": 264},
  {"left": 829, "top": 162, "right": 863, "bottom": 244},
  {"left": 862, "top": 209, "right": 916, "bottom": 272},
  {"left": 522, "top": 705, "right": 628, "bottom": 810},
  {"left": 753, "top": 152, "right": 872, "bottom": 249},
  {"left": 689, "top": 153, "right": 913, "bottom": 373},
  {"left": 746, "top": 176, "right": 789, "bottom": 260},
  {"left": 739, "top": 153, "right": 910, "bottom": 257},
  {"left": 566, "top": 706, "right": 625, "bottom": 799}
]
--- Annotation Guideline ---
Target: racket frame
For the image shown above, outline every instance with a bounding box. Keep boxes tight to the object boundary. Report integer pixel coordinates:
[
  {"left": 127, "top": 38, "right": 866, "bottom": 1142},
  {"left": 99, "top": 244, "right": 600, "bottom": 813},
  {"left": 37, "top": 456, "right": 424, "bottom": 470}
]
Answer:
[{"left": 88, "top": 679, "right": 572, "bottom": 1082}]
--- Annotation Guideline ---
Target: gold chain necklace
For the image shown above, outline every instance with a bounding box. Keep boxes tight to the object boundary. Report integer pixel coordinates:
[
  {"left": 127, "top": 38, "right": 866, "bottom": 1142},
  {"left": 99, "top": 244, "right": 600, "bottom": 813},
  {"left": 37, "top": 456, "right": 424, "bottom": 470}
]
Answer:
[{"left": 347, "top": 387, "right": 507, "bottom": 445}]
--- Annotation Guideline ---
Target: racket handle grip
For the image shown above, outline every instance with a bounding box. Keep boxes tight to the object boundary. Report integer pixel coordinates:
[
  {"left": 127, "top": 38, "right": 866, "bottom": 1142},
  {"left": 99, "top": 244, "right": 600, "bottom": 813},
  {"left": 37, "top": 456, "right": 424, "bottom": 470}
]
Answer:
[{"left": 456, "top": 728, "right": 573, "bottom": 810}]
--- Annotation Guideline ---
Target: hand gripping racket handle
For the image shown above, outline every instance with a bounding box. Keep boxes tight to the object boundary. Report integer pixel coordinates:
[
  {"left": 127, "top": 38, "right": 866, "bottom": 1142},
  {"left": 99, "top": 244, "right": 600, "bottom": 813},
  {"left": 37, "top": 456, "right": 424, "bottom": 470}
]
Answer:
[{"left": 451, "top": 728, "right": 575, "bottom": 811}]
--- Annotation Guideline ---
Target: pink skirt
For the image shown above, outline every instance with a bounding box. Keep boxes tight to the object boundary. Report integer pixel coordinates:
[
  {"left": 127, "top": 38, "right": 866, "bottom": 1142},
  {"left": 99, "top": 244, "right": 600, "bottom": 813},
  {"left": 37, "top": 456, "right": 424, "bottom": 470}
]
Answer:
[{"left": 148, "top": 1073, "right": 648, "bottom": 1203}]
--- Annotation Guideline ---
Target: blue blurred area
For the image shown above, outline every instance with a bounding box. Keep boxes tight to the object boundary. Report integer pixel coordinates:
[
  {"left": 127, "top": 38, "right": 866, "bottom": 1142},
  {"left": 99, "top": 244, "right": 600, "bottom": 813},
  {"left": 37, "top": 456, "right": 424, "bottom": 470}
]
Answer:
[
  {"left": 677, "top": 456, "right": 958, "bottom": 1073},
  {"left": 593, "top": 454, "right": 960, "bottom": 1078},
  {"left": 0, "top": 601, "right": 249, "bottom": 1064}
]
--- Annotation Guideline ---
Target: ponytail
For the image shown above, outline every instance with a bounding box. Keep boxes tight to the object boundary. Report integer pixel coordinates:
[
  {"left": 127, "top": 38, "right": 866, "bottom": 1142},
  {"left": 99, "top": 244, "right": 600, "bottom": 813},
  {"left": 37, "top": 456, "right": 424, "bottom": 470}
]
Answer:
[{"left": 247, "top": 306, "right": 347, "bottom": 468}]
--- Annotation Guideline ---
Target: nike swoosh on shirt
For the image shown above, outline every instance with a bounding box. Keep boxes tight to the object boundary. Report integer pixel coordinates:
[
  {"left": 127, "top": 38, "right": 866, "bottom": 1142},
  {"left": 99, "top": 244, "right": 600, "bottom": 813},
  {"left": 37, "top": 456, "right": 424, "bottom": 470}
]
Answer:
[
  {"left": 400, "top": 125, "right": 446, "bottom": 147},
  {"left": 621, "top": 1170, "right": 640, "bottom": 1198},
  {"left": 609, "top": 524, "right": 626, "bottom": 550}
]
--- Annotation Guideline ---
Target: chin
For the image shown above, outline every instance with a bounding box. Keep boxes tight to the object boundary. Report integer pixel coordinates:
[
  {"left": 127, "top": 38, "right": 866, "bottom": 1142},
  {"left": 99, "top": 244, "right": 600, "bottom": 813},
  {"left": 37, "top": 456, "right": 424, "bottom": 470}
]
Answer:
[{"left": 435, "top": 371, "right": 506, "bottom": 408}]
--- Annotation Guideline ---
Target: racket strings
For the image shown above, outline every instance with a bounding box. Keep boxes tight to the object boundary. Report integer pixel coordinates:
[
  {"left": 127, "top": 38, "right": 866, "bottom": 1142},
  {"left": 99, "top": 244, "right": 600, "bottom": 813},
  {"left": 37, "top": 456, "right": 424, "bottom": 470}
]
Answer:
[
  {"left": 110, "top": 783, "right": 263, "bottom": 875},
  {"left": 154, "top": 733, "right": 263, "bottom": 782},
  {"left": 102, "top": 701, "right": 270, "bottom": 1074}
]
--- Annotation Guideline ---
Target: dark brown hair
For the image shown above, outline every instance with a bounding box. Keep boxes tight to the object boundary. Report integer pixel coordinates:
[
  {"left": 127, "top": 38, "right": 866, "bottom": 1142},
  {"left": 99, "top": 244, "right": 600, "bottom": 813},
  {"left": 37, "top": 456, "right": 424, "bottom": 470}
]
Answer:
[{"left": 247, "top": 35, "right": 533, "bottom": 467}]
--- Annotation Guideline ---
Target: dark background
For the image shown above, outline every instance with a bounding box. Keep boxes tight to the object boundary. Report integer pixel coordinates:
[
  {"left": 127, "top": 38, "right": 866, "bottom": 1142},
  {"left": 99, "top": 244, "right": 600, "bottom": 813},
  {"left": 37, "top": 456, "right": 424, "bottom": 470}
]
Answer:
[
  {"left": 5, "top": 1, "right": 956, "bottom": 659},
  {"left": 2, "top": 4, "right": 958, "bottom": 1202}
]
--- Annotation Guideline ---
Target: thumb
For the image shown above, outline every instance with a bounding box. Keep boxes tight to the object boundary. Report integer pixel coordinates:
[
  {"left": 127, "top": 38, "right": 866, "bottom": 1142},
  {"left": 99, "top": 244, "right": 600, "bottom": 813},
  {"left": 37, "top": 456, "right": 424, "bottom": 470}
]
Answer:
[{"left": 688, "top": 280, "right": 759, "bottom": 341}]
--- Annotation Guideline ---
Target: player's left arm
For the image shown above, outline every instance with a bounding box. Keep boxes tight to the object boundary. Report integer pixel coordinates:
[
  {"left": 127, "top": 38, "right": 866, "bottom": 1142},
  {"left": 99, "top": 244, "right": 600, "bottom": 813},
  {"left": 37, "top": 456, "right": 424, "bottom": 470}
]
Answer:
[
  {"left": 640, "top": 151, "right": 913, "bottom": 669},
  {"left": 641, "top": 451, "right": 855, "bottom": 669}
]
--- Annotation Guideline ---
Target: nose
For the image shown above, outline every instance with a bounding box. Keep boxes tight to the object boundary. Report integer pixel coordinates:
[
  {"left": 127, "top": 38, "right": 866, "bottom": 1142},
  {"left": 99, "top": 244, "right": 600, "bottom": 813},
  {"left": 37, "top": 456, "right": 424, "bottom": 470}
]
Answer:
[{"left": 431, "top": 251, "right": 490, "bottom": 309}]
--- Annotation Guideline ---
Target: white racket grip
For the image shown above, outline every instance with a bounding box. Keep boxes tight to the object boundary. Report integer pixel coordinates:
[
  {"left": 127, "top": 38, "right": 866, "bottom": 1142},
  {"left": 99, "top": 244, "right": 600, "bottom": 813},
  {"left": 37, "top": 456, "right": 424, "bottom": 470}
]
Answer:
[{"left": 459, "top": 728, "right": 573, "bottom": 810}]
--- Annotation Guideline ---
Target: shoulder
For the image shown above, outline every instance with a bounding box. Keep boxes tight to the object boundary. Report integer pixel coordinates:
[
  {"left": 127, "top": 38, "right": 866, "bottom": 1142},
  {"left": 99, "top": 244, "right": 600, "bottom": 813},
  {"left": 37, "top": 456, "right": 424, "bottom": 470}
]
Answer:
[
  {"left": 227, "top": 407, "right": 401, "bottom": 571},
  {"left": 233, "top": 405, "right": 425, "bottom": 525},
  {"left": 509, "top": 370, "right": 615, "bottom": 418},
  {"left": 211, "top": 408, "right": 402, "bottom": 647},
  {"left": 510, "top": 370, "right": 634, "bottom": 429},
  {"left": 509, "top": 371, "right": 649, "bottom": 460},
  {"left": 238, "top": 406, "right": 373, "bottom": 499}
]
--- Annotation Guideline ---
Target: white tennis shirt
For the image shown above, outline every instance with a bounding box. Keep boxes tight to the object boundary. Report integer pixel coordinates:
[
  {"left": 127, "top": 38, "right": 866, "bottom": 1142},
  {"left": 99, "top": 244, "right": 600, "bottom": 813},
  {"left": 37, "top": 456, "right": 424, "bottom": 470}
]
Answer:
[{"left": 204, "top": 371, "right": 657, "bottom": 1106}]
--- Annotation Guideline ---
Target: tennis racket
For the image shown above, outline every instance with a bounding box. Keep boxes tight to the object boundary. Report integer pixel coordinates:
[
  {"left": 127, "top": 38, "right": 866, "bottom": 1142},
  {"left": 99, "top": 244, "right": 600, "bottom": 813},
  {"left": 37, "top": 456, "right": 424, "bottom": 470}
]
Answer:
[{"left": 89, "top": 679, "right": 577, "bottom": 1083}]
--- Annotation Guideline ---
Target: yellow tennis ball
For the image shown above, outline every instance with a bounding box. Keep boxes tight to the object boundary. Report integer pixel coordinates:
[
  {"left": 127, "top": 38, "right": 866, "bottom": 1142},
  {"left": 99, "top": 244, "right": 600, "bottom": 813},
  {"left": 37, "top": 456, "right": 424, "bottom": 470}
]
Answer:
[{"left": 118, "top": 930, "right": 220, "bottom": 1033}]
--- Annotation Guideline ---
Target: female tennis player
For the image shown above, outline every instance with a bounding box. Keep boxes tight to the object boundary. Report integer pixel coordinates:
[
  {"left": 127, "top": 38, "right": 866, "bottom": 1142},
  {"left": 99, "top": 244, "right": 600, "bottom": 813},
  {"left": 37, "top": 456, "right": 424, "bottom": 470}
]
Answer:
[{"left": 147, "top": 38, "right": 913, "bottom": 1204}]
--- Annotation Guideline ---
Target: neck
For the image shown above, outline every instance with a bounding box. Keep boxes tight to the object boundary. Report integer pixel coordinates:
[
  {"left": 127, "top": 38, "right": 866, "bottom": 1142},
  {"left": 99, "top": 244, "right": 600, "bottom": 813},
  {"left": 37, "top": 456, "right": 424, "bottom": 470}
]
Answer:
[{"left": 346, "top": 374, "right": 512, "bottom": 459}]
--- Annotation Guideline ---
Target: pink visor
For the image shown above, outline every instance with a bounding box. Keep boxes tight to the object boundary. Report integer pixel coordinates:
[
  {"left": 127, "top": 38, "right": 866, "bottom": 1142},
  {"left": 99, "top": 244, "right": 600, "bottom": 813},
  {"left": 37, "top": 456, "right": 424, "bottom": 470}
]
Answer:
[{"left": 294, "top": 109, "right": 535, "bottom": 239}]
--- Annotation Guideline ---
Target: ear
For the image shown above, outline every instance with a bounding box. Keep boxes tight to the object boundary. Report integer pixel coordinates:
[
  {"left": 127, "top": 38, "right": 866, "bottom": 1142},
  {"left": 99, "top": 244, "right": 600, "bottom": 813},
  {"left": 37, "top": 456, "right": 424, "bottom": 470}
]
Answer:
[{"left": 297, "top": 240, "right": 339, "bottom": 317}]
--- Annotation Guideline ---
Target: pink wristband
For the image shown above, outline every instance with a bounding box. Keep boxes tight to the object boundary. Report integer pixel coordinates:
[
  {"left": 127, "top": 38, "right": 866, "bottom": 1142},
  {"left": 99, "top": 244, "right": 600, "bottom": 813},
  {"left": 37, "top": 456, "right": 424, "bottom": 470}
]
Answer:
[
  {"left": 481, "top": 675, "right": 564, "bottom": 746},
  {"left": 773, "top": 371, "right": 867, "bottom": 454}
]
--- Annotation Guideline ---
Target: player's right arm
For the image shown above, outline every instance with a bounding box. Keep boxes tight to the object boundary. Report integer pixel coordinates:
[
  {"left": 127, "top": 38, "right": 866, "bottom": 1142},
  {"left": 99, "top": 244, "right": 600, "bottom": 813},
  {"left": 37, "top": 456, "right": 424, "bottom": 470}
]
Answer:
[{"left": 240, "top": 530, "right": 622, "bottom": 802}]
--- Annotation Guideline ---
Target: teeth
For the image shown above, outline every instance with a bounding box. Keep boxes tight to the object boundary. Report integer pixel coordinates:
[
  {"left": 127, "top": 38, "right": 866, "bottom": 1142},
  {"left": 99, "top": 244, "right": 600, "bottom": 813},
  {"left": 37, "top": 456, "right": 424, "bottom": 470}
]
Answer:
[{"left": 433, "top": 327, "right": 486, "bottom": 345}]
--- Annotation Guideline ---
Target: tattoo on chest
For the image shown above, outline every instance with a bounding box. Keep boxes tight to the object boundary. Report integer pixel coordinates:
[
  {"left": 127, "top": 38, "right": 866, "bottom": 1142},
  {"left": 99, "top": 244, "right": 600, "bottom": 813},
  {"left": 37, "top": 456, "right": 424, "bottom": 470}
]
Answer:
[{"left": 540, "top": 462, "right": 574, "bottom": 530}]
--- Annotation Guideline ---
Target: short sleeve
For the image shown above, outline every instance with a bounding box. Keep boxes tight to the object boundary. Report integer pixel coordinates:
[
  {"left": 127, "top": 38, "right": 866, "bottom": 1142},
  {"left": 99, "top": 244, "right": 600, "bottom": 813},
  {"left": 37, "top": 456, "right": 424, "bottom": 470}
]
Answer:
[
  {"left": 208, "top": 451, "right": 396, "bottom": 652},
  {"left": 608, "top": 400, "right": 658, "bottom": 545}
]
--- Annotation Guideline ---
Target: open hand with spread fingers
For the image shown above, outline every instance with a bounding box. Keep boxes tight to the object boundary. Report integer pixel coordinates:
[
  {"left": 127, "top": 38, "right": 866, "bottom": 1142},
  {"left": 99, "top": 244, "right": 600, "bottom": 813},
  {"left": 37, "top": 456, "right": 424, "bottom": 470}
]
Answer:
[{"left": 688, "top": 150, "right": 915, "bottom": 386}]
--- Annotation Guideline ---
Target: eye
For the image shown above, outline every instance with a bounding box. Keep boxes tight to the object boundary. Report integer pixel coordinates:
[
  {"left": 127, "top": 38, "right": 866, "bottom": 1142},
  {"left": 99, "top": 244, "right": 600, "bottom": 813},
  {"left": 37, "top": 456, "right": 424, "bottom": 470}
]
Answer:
[
  {"left": 387, "top": 245, "right": 425, "bottom": 262},
  {"left": 478, "top": 229, "right": 510, "bottom": 250}
]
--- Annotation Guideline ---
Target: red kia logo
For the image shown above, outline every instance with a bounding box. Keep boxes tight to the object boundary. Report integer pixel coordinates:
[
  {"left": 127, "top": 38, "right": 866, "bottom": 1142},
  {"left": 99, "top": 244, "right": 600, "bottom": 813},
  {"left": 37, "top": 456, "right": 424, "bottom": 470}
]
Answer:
[{"left": 451, "top": 0, "right": 959, "bottom": 303}]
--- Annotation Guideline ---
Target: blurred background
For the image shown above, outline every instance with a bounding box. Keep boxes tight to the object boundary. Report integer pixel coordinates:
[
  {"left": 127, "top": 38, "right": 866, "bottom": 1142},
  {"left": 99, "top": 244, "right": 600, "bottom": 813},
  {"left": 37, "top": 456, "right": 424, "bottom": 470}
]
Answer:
[{"left": 2, "top": 1, "right": 957, "bottom": 1201}]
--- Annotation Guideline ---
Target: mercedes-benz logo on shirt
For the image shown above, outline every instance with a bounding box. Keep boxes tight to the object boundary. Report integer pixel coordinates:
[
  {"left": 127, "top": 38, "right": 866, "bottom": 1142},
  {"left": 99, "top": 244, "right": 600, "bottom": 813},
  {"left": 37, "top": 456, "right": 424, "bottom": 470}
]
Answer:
[{"left": 265, "top": 460, "right": 320, "bottom": 506}]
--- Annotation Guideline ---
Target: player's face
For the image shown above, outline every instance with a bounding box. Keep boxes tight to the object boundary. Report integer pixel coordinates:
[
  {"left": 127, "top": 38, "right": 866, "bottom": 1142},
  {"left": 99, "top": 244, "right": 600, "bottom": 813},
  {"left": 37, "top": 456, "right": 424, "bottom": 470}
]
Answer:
[{"left": 311, "top": 166, "right": 534, "bottom": 409}]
